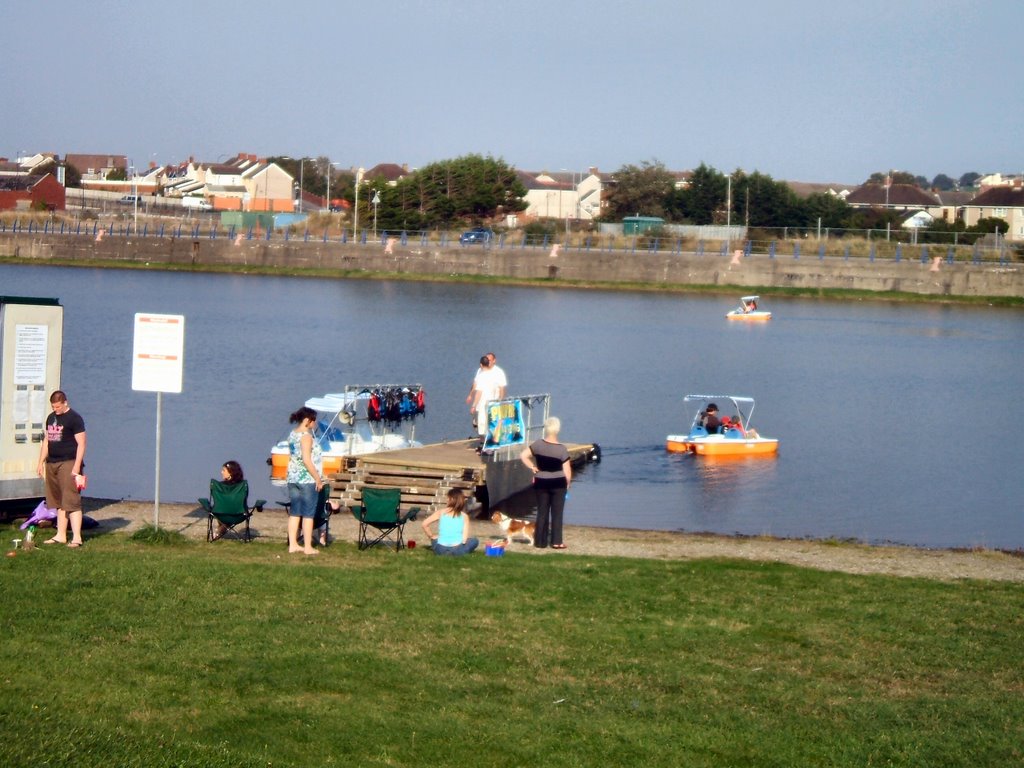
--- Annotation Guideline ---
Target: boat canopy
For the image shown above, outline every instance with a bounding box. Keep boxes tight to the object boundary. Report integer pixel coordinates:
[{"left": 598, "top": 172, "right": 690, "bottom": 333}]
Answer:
[
  {"left": 740, "top": 295, "right": 759, "bottom": 303},
  {"left": 301, "top": 386, "right": 425, "bottom": 449},
  {"left": 683, "top": 394, "right": 755, "bottom": 407},
  {"left": 682, "top": 394, "right": 758, "bottom": 425},
  {"left": 306, "top": 393, "right": 363, "bottom": 412}
]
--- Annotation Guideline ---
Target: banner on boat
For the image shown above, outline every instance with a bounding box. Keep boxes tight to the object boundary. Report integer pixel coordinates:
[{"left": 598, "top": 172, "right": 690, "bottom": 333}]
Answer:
[{"left": 484, "top": 398, "right": 525, "bottom": 451}]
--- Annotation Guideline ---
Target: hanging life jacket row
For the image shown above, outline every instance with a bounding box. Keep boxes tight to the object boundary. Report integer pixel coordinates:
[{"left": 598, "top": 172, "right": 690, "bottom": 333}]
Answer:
[{"left": 366, "top": 386, "right": 426, "bottom": 426}]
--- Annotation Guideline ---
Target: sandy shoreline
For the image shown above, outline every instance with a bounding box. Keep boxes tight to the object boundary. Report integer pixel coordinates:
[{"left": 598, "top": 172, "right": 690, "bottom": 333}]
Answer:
[{"left": 44, "top": 498, "right": 1020, "bottom": 583}]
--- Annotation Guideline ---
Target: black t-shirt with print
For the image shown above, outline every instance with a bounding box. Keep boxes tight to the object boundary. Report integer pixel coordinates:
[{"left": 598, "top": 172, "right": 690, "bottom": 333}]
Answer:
[{"left": 45, "top": 408, "right": 85, "bottom": 463}]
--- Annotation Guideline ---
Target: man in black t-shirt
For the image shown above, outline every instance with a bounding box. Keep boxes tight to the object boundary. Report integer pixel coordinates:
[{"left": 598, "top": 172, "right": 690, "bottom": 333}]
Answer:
[
  {"left": 36, "top": 390, "right": 88, "bottom": 547},
  {"left": 700, "top": 403, "right": 722, "bottom": 434}
]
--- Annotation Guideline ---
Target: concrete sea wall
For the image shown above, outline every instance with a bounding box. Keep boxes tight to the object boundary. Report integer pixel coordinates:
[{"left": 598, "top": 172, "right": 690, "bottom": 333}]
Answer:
[{"left": 2, "top": 233, "right": 1022, "bottom": 298}]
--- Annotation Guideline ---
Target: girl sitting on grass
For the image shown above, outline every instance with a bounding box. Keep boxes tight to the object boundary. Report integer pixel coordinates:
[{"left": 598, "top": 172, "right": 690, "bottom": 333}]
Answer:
[{"left": 421, "top": 488, "right": 479, "bottom": 556}]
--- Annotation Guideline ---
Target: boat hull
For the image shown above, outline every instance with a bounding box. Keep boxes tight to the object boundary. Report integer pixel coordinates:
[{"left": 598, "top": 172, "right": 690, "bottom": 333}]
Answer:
[
  {"left": 665, "top": 437, "right": 691, "bottom": 454},
  {"left": 666, "top": 434, "right": 779, "bottom": 456},
  {"left": 269, "top": 435, "right": 421, "bottom": 484},
  {"left": 726, "top": 311, "right": 772, "bottom": 321},
  {"left": 270, "top": 451, "right": 345, "bottom": 482}
]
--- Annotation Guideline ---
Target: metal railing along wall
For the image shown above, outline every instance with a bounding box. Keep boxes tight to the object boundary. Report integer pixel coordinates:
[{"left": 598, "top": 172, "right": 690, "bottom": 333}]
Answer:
[{"left": 0, "top": 219, "right": 1016, "bottom": 264}]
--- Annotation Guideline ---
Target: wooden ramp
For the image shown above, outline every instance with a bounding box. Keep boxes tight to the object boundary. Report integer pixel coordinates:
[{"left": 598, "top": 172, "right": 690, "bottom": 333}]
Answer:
[{"left": 328, "top": 438, "right": 598, "bottom": 516}]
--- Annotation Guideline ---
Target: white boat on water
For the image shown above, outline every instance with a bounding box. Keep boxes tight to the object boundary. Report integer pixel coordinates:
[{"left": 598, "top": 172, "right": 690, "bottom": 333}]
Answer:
[
  {"left": 268, "top": 387, "right": 424, "bottom": 485},
  {"left": 726, "top": 295, "right": 772, "bottom": 321}
]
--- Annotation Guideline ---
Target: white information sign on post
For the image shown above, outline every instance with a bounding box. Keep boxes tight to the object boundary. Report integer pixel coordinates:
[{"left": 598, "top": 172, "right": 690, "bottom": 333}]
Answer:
[
  {"left": 132, "top": 313, "right": 185, "bottom": 528},
  {"left": 132, "top": 313, "right": 185, "bottom": 393}
]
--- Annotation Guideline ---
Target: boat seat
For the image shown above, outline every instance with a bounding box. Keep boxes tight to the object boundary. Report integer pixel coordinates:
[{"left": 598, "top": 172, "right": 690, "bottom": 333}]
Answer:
[
  {"left": 689, "top": 426, "right": 709, "bottom": 438},
  {"left": 724, "top": 428, "right": 745, "bottom": 439}
]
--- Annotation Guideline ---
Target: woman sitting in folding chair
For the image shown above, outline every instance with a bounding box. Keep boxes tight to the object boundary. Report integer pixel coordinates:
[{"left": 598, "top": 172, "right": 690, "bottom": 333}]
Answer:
[
  {"left": 201, "top": 460, "right": 265, "bottom": 543},
  {"left": 211, "top": 460, "right": 245, "bottom": 540}
]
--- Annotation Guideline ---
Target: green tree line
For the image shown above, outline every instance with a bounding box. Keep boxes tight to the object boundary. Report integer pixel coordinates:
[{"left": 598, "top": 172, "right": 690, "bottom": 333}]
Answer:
[
  {"left": 270, "top": 153, "right": 1004, "bottom": 240},
  {"left": 273, "top": 154, "right": 526, "bottom": 230},
  {"left": 602, "top": 161, "right": 1006, "bottom": 241}
]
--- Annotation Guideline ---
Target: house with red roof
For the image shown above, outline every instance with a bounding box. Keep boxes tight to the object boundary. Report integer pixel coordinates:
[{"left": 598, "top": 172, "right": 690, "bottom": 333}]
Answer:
[
  {"left": 844, "top": 183, "right": 940, "bottom": 211},
  {"left": 961, "top": 186, "right": 1024, "bottom": 242},
  {"left": 0, "top": 174, "right": 66, "bottom": 211},
  {"left": 364, "top": 163, "right": 411, "bottom": 185},
  {"left": 64, "top": 153, "right": 127, "bottom": 180}
]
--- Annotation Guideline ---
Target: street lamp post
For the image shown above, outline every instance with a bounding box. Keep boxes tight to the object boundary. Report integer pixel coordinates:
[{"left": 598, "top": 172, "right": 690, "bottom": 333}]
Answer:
[
  {"left": 372, "top": 190, "right": 381, "bottom": 237},
  {"left": 150, "top": 153, "right": 160, "bottom": 205},
  {"left": 129, "top": 160, "right": 138, "bottom": 233},
  {"left": 575, "top": 170, "right": 581, "bottom": 221},
  {"left": 560, "top": 168, "right": 568, "bottom": 236},
  {"left": 725, "top": 174, "right": 732, "bottom": 254},
  {"left": 353, "top": 167, "right": 365, "bottom": 238},
  {"left": 885, "top": 170, "right": 892, "bottom": 241},
  {"left": 281, "top": 156, "right": 304, "bottom": 213},
  {"left": 325, "top": 162, "right": 345, "bottom": 217},
  {"left": 561, "top": 168, "right": 581, "bottom": 237}
]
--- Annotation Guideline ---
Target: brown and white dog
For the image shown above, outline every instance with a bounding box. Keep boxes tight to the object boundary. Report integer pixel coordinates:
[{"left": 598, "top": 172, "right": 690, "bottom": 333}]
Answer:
[{"left": 490, "top": 511, "right": 535, "bottom": 545}]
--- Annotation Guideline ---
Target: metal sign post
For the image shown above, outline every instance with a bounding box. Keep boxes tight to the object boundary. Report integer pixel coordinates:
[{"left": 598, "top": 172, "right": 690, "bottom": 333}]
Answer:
[
  {"left": 154, "top": 390, "right": 162, "bottom": 522},
  {"left": 131, "top": 313, "right": 185, "bottom": 528}
]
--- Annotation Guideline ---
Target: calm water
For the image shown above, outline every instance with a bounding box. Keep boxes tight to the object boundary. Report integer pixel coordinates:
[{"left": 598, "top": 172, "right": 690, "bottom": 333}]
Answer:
[{"left": 3, "top": 264, "right": 1022, "bottom": 549}]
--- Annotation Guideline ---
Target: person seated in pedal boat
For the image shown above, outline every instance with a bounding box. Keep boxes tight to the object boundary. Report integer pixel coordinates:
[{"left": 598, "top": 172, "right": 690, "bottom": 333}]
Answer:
[
  {"left": 721, "top": 415, "right": 745, "bottom": 438},
  {"left": 700, "top": 403, "right": 722, "bottom": 434}
]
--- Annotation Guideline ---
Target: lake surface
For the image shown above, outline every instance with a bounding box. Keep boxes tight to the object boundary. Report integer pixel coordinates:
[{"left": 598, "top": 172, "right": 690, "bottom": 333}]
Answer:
[{"left": 3, "top": 263, "right": 1022, "bottom": 549}]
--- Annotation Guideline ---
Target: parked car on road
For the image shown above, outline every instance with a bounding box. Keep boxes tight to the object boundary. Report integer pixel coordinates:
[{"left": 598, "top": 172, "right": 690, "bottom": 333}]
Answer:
[
  {"left": 118, "top": 194, "right": 144, "bottom": 206},
  {"left": 459, "top": 227, "right": 494, "bottom": 245}
]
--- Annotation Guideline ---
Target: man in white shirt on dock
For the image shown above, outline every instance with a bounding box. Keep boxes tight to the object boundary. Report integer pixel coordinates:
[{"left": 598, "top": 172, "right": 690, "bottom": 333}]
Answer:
[
  {"left": 468, "top": 352, "right": 507, "bottom": 445},
  {"left": 485, "top": 351, "right": 506, "bottom": 394}
]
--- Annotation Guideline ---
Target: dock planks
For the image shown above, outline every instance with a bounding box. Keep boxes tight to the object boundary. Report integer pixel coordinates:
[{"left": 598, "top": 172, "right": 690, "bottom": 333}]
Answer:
[{"left": 328, "top": 438, "right": 597, "bottom": 515}]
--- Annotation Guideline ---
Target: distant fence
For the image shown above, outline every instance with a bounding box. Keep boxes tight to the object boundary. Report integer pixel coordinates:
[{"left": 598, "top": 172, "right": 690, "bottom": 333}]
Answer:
[
  {"left": 0, "top": 216, "right": 1018, "bottom": 265},
  {"left": 598, "top": 223, "right": 747, "bottom": 241},
  {"left": 63, "top": 187, "right": 200, "bottom": 216},
  {"left": 743, "top": 224, "right": 1012, "bottom": 248}
]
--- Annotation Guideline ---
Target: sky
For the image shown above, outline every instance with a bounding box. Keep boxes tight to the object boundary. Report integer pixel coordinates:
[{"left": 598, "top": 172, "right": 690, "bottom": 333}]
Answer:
[{"left": 5, "top": 0, "right": 1023, "bottom": 184}]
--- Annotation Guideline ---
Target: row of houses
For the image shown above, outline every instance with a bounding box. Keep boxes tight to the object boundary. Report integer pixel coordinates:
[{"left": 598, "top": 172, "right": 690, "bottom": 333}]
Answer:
[
  {"left": 3, "top": 151, "right": 1022, "bottom": 241},
  {"left": 74, "top": 153, "right": 295, "bottom": 212},
  {"left": 842, "top": 182, "right": 1024, "bottom": 241},
  {"left": 0, "top": 152, "right": 296, "bottom": 213},
  {"left": 507, "top": 173, "right": 1024, "bottom": 240}
]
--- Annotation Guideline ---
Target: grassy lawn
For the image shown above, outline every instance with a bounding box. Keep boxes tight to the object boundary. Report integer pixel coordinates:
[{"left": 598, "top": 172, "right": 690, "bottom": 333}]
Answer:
[{"left": 1, "top": 529, "right": 1021, "bottom": 767}]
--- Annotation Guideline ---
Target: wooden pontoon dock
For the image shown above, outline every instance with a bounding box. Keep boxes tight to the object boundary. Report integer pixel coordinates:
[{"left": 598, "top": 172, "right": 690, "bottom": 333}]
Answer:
[{"left": 327, "top": 438, "right": 599, "bottom": 516}]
